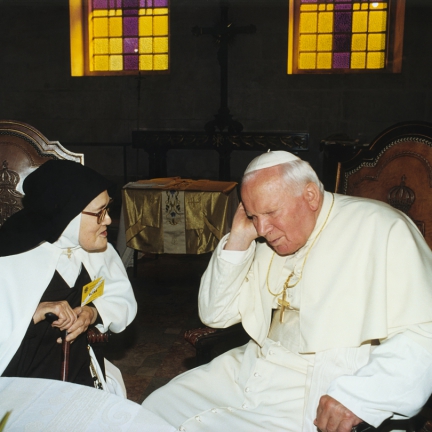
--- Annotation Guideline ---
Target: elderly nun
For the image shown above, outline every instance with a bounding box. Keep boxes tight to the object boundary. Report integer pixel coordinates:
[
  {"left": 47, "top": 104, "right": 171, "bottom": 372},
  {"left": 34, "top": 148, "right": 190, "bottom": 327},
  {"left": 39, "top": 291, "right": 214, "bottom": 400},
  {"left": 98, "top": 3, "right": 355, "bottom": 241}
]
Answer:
[{"left": 0, "top": 160, "right": 137, "bottom": 397}]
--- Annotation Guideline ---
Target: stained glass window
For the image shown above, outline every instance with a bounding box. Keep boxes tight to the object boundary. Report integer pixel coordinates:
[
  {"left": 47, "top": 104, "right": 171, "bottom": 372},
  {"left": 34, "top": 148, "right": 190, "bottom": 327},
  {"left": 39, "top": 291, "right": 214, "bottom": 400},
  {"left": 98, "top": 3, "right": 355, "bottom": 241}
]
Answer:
[
  {"left": 70, "top": 0, "right": 169, "bottom": 76},
  {"left": 288, "top": 0, "right": 405, "bottom": 74}
]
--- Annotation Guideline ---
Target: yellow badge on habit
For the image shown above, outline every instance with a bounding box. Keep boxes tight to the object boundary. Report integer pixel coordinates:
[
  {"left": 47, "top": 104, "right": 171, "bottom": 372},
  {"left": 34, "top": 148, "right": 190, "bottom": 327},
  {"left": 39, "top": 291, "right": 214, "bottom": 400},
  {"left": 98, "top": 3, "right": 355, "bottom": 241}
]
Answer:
[{"left": 81, "top": 277, "right": 104, "bottom": 306}]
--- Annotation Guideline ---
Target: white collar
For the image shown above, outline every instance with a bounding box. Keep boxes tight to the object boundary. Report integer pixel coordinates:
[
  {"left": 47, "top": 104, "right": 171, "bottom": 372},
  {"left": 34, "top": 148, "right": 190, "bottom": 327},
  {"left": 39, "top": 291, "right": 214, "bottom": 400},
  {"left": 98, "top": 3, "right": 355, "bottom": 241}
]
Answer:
[{"left": 51, "top": 213, "right": 83, "bottom": 287}]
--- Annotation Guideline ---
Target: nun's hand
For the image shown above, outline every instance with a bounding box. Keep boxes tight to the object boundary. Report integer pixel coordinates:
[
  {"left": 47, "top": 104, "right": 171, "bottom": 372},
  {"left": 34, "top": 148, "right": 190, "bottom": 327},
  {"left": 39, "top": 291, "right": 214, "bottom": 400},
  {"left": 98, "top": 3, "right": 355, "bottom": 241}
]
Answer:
[
  {"left": 33, "top": 301, "right": 77, "bottom": 328},
  {"left": 63, "top": 306, "right": 98, "bottom": 343}
]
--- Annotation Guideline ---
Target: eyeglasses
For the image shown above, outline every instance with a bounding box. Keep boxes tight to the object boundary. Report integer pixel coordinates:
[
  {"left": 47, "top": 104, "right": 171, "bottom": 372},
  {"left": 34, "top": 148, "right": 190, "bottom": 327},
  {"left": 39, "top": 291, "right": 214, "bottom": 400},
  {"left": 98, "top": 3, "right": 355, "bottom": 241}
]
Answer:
[{"left": 82, "top": 198, "right": 113, "bottom": 224}]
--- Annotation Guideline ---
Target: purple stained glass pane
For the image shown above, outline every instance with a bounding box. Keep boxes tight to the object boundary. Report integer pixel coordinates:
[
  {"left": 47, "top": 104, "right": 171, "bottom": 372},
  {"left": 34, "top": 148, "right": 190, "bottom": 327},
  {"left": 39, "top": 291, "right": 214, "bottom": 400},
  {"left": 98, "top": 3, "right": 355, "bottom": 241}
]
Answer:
[
  {"left": 93, "top": 0, "right": 108, "bottom": 9},
  {"left": 154, "top": 0, "right": 168, "bottom": 6},
  {"left": 124, "top": 55, "right": 139, "bottom": 70},
  {"left": 108, "top": 0, "right": 122, "bottom": 8},
  {"left": 335, "top": 4, "right": 352, "bottom": 9},
  {"left": 301, "top": 0, "right": 318, "bottom": 3},
  {"left": 334, "top": 11, "right": 352, "bottom": 33},
  {"left": 333, "top": 34, "right": 351, "bottom": 51},
  {"left": 333, "top": 52, "right": 350, "bottom": 68},
  {"left": 123, "top": 17, "right": 138, "bottom": 36},
  {"left": 335, "top": 0, "right": 351, "bottom": 2},
  {"left": 124, "top": 0, "right": 139, "bottom": 7},
  {"left": 124, "top": 8, "right": 138, "bottom": 15},
  {"left": 124, "top": 37, "right": 139, "bottom": 53}
]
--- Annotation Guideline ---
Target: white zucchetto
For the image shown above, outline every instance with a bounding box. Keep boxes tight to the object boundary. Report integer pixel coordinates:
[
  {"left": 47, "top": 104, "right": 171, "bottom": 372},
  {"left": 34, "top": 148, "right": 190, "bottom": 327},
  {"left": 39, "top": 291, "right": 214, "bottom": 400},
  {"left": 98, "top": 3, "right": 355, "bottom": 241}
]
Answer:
[{"left": 244, "top": 150, "right": 300, "bottom": 174}]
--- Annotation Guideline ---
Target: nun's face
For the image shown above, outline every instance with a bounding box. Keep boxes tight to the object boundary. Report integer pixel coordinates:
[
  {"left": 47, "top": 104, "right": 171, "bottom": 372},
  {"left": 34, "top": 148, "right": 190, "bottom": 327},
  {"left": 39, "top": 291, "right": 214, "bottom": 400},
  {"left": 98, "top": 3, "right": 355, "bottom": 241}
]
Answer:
[{"left": 79, "top": 191, "right": 112, "bottom": 252}]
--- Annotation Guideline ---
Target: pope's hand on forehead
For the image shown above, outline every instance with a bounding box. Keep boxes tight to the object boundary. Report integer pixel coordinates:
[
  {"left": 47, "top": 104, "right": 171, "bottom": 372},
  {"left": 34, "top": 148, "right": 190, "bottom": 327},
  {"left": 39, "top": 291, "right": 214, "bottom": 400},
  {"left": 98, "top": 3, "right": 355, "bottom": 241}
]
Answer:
[{"left": 225, "top": 202, "right": 259, "bottom": 251}]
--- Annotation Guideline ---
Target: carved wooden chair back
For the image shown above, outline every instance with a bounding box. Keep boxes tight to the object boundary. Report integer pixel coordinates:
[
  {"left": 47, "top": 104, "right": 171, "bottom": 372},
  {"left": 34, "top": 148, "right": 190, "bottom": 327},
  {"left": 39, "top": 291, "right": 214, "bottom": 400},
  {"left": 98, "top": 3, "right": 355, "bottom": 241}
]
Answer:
[
  {"left": 0, "top": 120, "right": 84, "bottom": 227},
  {"left": 335, "top": 121, "right": 432, "bottom": 249}
]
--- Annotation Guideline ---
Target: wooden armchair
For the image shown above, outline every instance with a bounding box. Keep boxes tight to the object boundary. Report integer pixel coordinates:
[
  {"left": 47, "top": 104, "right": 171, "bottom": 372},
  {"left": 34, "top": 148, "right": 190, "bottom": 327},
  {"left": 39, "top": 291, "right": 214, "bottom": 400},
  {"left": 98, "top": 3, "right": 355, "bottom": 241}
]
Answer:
[
  {"left": 335, "top": 120, "right": 432, "bottom": 248},
  {"left": 0, "top": 120, "right": 83, "bottom": 227},
  {"left": 334, "top": 121, "right": 432, "bottom": 432}
]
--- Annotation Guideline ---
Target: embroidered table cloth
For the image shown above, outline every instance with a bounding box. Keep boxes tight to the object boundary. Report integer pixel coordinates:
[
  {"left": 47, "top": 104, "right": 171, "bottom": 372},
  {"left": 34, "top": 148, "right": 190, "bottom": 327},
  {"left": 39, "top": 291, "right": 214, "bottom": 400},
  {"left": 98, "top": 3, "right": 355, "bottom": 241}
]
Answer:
[{"left": 121, "top": 178, "right": 238, "bottom": 255}]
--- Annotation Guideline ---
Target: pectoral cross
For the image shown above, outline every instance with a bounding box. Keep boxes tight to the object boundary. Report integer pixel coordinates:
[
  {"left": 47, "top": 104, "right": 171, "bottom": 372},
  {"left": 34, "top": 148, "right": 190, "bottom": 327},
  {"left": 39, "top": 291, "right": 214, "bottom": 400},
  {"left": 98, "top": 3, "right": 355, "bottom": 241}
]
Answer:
[
  {"left": 277, "top": 271, "right": 294, "bottom": 323},
  {"left": 278, "top": 290, "right": 291, "bottom": 323}
]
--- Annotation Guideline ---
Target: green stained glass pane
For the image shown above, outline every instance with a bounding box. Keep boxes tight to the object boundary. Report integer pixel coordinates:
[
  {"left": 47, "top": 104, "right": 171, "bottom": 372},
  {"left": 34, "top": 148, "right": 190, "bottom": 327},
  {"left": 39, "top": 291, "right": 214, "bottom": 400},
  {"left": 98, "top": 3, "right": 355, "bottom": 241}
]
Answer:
[
  {"left": 93, "top": 17, "right": 108, "bottom": 37},
  {"left": 351, "top": 52, "right": 366, "bottom": 68},
  {"left": 153, "top": 54, "right": 168, "bottom": 70},
  {"left": 140, "top": 54, "right": 153, "bottom": 70},
  {"left": 300, "top": 12, "right": 318, "bottom": 34},
  {"left": 299, "top": 52, "right": 316, "bottom": 69},
  {"left": 153, "top": 15, "right": 168, "bottom": 36},
  {"left": 110, "top": 38, "right": 122, "bottom": 54},
  {"left": 109, "top": 17, "right": 122, "bottom": 37},
  {"left": 352, "top": 33, "right": 366, "bottom": 51},
  {"left": 299, "top": 34, "right": 317, "bottom": 52},
  {"left": 317, "top": 52, "right": 332, "bottom": 68},
  {"left": 154, "top": 37, "right": 168, "bottom": 53},
  {"left": 94, "top": 38, "right": 108, "bottom": 54},
  {"left": 110, "top": 55, "right": 123, "bottom": 70},
  {"left": 139, "top": 16, "right": 153, "bottom": 36},
  {"left": 367, "top": 51, "right": 385, "bottom": 69},
  {"left": 369, "top": 11, "right": 387, "bottom": 32},
  {"left": 318, "top": 34, "right": 332, "bottom": 51},
  {"left": 368, "top": 33, "right": 386, "bottom": 50},
  {"left": 318, "top": 12, "right": 333, "bottom": 33},
  {"left": 352, "top": 11, "right": 368, "bottom": 33},
  {"left": 94, "top": 55, "right": 109, "bottom": 70},
  {"left": 139, "top": 37, "right": 153, "bottom": 53}
]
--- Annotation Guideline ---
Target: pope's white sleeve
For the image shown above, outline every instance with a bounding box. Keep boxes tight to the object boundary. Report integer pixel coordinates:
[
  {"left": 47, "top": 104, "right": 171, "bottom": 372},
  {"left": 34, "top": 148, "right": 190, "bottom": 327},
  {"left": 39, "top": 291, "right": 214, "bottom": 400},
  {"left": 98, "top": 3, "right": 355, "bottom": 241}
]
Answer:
[
  {"left": 327, "top": 323, "right": 432, "bottom": 427},
  {"left": 198, "top": 233, "right": 255, "bottom": 327}
]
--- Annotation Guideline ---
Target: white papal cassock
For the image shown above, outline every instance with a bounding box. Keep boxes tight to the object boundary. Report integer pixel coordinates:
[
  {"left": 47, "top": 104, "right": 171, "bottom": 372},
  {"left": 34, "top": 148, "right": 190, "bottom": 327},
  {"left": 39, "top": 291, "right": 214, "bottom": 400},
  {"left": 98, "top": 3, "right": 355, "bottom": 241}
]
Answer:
[{"left": 143, "top": 192, "right": 432, "bottom": 431}]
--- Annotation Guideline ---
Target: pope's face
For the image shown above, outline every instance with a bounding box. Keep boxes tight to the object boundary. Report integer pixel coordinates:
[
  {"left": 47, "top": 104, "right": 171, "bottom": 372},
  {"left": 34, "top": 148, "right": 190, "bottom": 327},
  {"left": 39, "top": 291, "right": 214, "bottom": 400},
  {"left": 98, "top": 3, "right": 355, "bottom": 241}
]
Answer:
[
  {"left": 241, "top": 167, "right": 320, "bottom": 256},
  {"left": 79, "top": 190, "right": 111, "bottom": 252}
]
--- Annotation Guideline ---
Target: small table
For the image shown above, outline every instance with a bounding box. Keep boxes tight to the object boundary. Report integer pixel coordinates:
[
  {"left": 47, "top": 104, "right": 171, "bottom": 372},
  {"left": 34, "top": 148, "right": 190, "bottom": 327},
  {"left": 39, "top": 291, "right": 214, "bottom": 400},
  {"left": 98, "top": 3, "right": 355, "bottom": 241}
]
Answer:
[
  {"left": 117, "top": 178, "right": 238, "bottom": 268},
  {"left": 0, "top": 377, "right": 175, "bottom": 431}
]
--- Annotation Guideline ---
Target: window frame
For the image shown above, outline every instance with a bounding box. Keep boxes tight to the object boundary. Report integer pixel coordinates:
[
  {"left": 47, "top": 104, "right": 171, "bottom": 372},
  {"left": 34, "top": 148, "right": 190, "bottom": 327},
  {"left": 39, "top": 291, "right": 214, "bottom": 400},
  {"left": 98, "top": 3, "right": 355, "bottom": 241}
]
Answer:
[
  {"left": 69, "top": 0, "right": 170, "bottom": 77},
  {"left": 287, "top": 0, "right": 405, "bottom": 75}
]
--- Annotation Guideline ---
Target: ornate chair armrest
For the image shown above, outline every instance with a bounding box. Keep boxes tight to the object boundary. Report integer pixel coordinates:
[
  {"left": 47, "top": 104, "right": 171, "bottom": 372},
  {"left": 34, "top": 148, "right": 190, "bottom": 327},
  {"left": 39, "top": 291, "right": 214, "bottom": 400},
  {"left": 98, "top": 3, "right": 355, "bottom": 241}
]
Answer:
[
  {"left": 184, "top": 327, "right": 220, "bottom": 347},
  {"left": 87, "top": 326, "right": 110, "bottom": 345}
]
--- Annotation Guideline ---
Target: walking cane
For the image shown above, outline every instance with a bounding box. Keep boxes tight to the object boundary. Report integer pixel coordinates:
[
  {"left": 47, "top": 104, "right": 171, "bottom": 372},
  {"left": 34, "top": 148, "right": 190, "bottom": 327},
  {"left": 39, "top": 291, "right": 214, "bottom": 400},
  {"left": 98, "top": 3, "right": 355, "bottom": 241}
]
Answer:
[{"left": 45, "top": 312, "right": 69, "bottom": 381}]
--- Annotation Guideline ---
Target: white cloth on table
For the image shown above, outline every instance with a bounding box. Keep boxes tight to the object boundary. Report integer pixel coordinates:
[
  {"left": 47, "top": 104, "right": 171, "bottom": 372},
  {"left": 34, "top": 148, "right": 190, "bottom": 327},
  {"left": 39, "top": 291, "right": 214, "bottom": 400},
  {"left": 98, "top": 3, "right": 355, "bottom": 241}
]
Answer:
[
  {"left": 143, "top": 192, "right": 432, "bottom": 431},
  {"left": 0, "top": 377, "right": 175, "bottom": 432}
]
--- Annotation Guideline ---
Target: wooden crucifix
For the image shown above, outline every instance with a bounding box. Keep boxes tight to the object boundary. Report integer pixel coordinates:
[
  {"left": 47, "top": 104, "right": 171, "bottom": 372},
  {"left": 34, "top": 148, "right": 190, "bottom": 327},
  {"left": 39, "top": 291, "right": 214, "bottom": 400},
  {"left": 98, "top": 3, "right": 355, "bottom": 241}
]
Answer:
[{"left": 192, "top": 3, "right": 256, "bottom": 134}]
